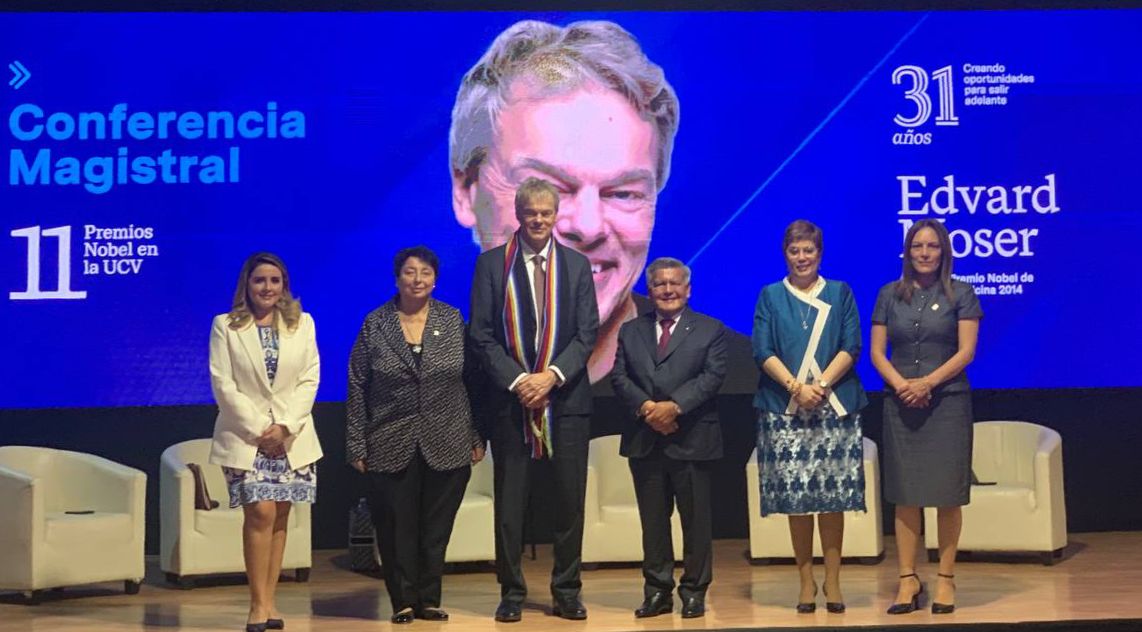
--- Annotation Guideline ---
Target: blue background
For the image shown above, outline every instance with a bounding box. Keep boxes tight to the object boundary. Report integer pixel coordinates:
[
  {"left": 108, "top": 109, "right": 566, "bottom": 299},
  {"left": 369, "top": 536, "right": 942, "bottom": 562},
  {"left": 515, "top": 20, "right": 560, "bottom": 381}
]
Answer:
[{"left": 2, "top": 11, "right": 1139, "bottom": 408}]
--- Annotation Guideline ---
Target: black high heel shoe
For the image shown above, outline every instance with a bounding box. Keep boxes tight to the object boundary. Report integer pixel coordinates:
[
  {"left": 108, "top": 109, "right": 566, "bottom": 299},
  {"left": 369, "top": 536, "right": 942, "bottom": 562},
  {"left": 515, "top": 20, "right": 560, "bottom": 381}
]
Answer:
[
  {"left": 886, "top": 573, "right": 925, "bottom": 615},
  {"left": 416, "top": 607, "right": 450, "bottom": 621},
  {"left": 265, "top": 618, "right": 284, "bottom": 630},
  {"left": 822, "top": 585, "right": 846, "bottom": 614},
  {"left": 796, "top": 582, "right": 817, "bottom": 613},
  {"left": 931, "top": 573, "right": 956, "bottom": 614}
]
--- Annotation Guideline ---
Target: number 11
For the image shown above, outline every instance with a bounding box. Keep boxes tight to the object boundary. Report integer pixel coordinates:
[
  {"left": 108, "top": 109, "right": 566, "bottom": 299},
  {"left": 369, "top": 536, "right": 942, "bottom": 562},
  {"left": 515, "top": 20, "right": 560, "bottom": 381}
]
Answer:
[{"left": 10, "top": 225, "right": 87, "bottom": 300}]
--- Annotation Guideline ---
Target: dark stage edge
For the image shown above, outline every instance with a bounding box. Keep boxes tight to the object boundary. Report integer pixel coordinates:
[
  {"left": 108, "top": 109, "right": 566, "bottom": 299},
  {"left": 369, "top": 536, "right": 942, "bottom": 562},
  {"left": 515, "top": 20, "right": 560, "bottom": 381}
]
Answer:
[{"left": 669, "top": 621, "right": 1142, "bottom": 632}]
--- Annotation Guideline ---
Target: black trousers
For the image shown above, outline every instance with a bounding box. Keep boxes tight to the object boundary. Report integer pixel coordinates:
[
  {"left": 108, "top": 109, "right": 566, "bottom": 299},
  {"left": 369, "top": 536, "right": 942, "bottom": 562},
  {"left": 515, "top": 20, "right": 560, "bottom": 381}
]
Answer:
[
  {"left": 629, "top": 455, "right": 713, "bottom": 600},
  {"left": 368, "top": 455, "right": 471, "bottom": 612},
  {"left": 492, "top": 411, "right": 589, "bottom": 604}
]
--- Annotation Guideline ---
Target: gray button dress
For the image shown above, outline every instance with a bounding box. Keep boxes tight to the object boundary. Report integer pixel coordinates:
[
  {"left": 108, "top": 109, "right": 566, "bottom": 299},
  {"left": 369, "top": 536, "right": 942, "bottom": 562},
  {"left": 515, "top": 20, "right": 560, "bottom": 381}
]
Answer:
[{"left": 872, "top": 280, "right": 982, "bottom": 507}]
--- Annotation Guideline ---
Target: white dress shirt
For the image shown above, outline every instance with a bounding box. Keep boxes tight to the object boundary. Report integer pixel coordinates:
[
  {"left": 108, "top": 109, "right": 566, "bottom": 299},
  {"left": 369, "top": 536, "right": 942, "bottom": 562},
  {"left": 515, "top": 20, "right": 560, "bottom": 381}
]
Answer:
[
  {"left": 655, "top": 310, "right": 682, "bottom": 344},
  {"left": 509, "top": 238, "right": 564, "bottom": 392}
]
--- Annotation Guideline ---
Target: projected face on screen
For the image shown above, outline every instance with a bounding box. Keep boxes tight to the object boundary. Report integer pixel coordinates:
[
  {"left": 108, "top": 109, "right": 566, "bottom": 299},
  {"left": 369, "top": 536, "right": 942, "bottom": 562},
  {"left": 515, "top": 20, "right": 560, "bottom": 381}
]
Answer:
[
  {"left": 456, "top": 83, "right": 657, "bottom": 331},
  {"left": 450, "top": 19, "right": 679, "bottom": 382}
]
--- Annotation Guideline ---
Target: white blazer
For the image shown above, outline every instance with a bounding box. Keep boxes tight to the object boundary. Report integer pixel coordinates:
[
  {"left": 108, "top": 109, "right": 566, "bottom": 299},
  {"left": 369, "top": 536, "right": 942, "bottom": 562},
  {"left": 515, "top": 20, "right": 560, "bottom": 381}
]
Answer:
[{"left": 208, "top": 311, "right": 323, "bottom": 470}]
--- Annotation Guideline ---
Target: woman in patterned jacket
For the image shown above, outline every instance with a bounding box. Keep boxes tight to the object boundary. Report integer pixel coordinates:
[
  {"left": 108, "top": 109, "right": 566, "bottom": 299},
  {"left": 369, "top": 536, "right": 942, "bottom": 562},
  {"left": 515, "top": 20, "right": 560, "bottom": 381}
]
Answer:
[{"left": 346, "top": 245, "right": 485, "bottom": 624}]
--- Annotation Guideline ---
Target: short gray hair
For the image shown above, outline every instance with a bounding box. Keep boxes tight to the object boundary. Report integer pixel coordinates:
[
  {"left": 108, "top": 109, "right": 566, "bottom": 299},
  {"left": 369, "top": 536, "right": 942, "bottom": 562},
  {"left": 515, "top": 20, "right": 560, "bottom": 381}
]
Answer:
[
  {"left": 514, "top": 177, "right": 559, "bottom": 214},
  {"left": 449, "top": 20, "right": 680, "bottom": 191},
  {"left": 645, "top": 257, "right": 691, "bottom": 285}
]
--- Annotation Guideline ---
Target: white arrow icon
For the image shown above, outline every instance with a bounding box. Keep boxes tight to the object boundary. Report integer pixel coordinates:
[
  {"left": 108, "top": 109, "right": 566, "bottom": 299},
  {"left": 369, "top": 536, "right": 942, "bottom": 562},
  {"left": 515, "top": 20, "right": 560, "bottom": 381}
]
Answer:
[{"left": 9, "top": 61, "right": 31, "bottom": 90}]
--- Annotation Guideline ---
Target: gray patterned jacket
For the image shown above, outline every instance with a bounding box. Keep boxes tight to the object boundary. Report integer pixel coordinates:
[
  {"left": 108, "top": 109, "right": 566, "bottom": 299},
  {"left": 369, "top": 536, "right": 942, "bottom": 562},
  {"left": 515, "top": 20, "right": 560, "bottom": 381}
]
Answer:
[{"left": 346, "top": 298, "right": 482, "bottom": 473}]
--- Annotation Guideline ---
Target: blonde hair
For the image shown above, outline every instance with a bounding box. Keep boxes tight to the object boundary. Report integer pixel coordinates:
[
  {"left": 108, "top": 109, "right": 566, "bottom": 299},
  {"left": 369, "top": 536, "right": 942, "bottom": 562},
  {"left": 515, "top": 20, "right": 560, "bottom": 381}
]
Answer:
[
  {"left": 227, "top": 252, "right": 302, "bottom": 331},
  {"left": 515, "top": 177, "right": 560, "bottom": 215}
]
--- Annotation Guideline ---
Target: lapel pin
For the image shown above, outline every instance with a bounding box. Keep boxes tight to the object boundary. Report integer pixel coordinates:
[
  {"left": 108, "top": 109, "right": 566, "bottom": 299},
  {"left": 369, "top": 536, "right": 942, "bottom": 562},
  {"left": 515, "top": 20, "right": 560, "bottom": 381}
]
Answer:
[{"left": 931, "top": 304, "right": 940, "bottom": 311}]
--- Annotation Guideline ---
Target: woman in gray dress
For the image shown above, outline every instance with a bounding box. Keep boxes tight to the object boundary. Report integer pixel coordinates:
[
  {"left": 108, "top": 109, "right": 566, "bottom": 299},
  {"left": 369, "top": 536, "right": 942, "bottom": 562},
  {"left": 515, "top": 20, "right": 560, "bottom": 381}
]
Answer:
[{"left": 870, "top": 219, "right": 982, "bottom": 615}]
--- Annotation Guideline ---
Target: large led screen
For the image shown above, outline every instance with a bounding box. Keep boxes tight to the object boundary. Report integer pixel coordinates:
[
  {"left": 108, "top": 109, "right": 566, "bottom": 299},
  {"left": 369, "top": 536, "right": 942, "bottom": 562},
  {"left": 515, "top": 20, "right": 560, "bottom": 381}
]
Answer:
[{"left": 3, "top": 11, "right": 1138, "bottom": 407}]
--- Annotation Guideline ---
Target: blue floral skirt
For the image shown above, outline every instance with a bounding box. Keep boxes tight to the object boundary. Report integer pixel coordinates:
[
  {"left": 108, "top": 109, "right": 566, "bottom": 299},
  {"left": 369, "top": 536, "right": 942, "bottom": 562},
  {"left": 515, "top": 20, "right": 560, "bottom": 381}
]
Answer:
[
  {"left": 222, "top": 450, "right": 317, "bottom": 509},
  {"left": 756, "top": 407, "right": 865, "bottom": 516}
]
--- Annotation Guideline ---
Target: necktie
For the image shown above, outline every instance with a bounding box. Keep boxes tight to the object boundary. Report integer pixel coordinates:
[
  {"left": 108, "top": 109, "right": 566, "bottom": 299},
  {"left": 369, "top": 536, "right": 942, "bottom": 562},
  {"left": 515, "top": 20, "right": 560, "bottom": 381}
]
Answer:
[
  {"left": 657, "top": 317, "right": 675, "bottom": 360},
  {"left": 533, "top": 254, "right": 546, "bottom": 327}
]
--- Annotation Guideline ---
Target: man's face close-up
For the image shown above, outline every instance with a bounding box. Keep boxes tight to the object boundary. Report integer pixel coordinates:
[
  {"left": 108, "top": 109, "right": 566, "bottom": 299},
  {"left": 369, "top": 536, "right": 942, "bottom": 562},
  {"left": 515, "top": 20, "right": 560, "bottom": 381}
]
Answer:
[
  {"left": 515, "top": 192, "right": 558, "bottom": 251},
  {"left": 649, "top": 266, "right": 690, "bottom": 318},
  {"left": 457, "top": 80, "right": 659, "bottom": 328}
]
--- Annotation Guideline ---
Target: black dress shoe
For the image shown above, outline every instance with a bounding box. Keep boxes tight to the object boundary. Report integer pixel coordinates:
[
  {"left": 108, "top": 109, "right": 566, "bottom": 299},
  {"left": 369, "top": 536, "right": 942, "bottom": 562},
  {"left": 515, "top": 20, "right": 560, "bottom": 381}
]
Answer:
[
  {"left": 680, "top": 596, "right": 705, "bottom": 619},
  {"left": 391, "top": 608, "right": 415, "bottom": 624},
  {"left": 494, "top": 601, "right": 522, "bottom": 623},
  {"left": 416, "top": 607, "right": 450, "bottom": 621},
  {"left": 886, "top": 573, "right": 925, "bottom": 615},
  {"left": 265, "top": 618, "right": 284, "bottom": 630},
  {"left": 552, "top": 597, "right": 588, "bottom": 620},
  {"left": 931, "top": 573, "right": 956, "bottom": 614},
  {"left": 634, "top": 592, "right": 674, "bottom": 618},
  {"left": 796, "top": 582, "right": 817, "bottom": 613},
  {"left": 823, "top": 585, "right": 846, "bottom": 613}
]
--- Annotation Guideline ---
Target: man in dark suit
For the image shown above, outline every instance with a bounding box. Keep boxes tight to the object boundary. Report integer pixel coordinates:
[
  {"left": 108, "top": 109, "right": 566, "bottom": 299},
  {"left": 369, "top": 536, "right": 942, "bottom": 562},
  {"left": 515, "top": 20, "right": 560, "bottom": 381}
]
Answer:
[
  {"left": 611, "top": 257, "right": 727, "bottom": 619},
  {"left": 468, "top": 178, "right": 599, "bottom": 622}
]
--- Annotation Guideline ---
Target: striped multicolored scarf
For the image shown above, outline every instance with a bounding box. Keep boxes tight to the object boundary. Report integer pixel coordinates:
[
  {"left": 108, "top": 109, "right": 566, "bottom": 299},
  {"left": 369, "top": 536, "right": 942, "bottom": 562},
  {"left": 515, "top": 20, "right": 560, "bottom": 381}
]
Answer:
[{"left": 502, "top": 231, "right": 560, "bottom": 459}]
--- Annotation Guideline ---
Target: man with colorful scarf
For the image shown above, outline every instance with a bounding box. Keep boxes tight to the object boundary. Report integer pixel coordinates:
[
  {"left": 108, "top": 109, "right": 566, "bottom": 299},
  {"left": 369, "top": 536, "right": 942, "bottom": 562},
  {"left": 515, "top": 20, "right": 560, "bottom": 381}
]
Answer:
[{"left": 468, "top": 178, "right": 599, "bottom": 622}]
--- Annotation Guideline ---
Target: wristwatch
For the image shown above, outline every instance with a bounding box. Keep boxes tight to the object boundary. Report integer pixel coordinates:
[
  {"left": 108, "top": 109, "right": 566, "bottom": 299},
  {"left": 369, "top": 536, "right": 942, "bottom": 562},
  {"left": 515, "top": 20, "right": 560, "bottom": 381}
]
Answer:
[{"left": 817, "top": 379, "right": 831, "bottom": 390}]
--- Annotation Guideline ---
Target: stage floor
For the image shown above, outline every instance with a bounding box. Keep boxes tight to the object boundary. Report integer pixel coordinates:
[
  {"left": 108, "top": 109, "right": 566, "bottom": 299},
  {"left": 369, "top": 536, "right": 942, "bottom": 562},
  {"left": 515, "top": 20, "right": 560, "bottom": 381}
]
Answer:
[{"left": 3, "top": 532, "right": 1141, "bottom": 631}]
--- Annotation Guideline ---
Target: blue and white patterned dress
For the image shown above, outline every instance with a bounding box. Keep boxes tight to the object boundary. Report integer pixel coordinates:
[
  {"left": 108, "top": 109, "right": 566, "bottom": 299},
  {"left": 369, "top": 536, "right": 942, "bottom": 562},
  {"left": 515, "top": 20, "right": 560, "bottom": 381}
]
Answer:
[
  {"left": 752, "top": 277, "right": 867, "bottom": 516},
  {"left": 222, "top": 324, "right": 317, "bottom": 508},
  {"left": 757, "top": 406, "right": 865, "bottom": 515}
]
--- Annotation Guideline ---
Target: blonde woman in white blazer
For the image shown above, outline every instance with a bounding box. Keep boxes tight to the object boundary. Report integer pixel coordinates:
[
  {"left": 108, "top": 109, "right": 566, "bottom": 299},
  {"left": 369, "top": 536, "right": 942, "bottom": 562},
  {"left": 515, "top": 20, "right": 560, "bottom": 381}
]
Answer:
[{"left": 209, "top": 252, "right": 322, "bottom": 632}]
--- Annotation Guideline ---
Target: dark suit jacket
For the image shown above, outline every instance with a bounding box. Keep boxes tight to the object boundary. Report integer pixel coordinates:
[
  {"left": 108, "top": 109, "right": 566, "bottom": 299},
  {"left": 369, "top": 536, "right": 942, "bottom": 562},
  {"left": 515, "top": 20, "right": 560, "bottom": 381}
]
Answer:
[
  {"left": 611, "top": 306, "right": 728, "bottom": 461},
  {"left": 345, "top": 298, "right": 480, "bottom": 473},
  {"left": 589, "top": 292, "right": 759, "bottom": 398},
  {"left": 468, "top": 240, "right": 599, "bottom": 419}
]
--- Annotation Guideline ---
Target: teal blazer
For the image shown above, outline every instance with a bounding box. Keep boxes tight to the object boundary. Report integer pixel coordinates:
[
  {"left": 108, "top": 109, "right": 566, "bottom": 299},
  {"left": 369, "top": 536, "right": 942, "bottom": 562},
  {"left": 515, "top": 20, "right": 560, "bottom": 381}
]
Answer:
[{"left": 751, "top": 278, "right": 868, "bottom": 416}]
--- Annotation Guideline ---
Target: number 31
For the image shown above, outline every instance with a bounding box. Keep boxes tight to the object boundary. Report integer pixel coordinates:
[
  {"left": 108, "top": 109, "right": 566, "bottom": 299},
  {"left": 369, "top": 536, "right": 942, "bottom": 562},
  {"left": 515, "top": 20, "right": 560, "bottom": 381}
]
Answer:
[{"left": 892, "top": 64, "right": 959, "bottom": 128}]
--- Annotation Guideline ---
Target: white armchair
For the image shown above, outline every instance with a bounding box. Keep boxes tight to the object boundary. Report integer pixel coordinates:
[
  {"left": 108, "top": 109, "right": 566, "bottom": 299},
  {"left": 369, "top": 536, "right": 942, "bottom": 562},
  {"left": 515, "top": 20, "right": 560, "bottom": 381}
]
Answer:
[
  {"left": 583, "top": 434, "right": 684, "bottom": 564},
  {"left": 924, "top": 421, "right": 1067, "bottom": 564},
  {"left": 745, "top": 437, "right": 883, "bottom": 563},
  {"left": 160, "top": 439, "right": 311, "bottom": 587},
  {"left": 0, "top": 446, "right": 146, "bottom": 600},
  {"left": 444, "top": 450, "right": 495, "bottom": 563}
]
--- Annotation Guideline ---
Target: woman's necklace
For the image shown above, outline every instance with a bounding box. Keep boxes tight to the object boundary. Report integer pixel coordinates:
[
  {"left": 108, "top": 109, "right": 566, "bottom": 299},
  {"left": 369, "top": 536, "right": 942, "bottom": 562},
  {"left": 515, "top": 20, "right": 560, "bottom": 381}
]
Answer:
[
  {"left": 790, "top": 278, "right": 818, "bottom": 330},
  {"left": 398, "top": 312, "right": 425, "bottom": 353},
  {"left": 798, "top": 302, "right": 812, "bottom": 330}
]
